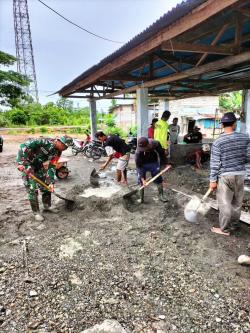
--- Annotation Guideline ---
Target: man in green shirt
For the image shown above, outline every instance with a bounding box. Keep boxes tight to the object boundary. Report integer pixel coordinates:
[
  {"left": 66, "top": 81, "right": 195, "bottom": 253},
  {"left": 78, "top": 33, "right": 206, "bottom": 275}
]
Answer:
[{"left": 154, "top": 110, "right": 171, "bottom": 154}]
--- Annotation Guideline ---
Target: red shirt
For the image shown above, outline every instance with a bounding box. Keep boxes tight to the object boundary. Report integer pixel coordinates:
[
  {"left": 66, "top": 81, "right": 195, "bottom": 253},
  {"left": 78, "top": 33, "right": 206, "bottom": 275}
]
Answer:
[{"left": 148, "top": 126, "right": 154, "bottom": 139}]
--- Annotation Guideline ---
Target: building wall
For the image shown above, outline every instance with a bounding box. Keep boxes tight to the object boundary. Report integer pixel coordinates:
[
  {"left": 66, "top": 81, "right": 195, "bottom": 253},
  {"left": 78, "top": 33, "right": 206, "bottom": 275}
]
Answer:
[
  {"left": 111, "top": 96, "right": 219, "bottom": 138},
  {"left": 113, "top": 104, "right": 136, "bottom": 131}
]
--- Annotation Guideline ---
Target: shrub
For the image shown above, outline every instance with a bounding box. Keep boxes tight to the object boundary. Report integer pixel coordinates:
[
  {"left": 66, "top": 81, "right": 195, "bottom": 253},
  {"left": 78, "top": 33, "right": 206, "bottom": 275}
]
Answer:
[
  {"left": 26, "top": 127, "right": 36, "bottom": 134},
  {"left": 106, "top": 126, "right": 126, "bottom": 138},
  {"left": 9, "top": 109, "right": 28, "bottom": 125},
  {"left": 128, "top": 126, "right": 137, "bottom": 136},
  {"left": 40, "top": 126, "right": 48, "bottom": 134}
]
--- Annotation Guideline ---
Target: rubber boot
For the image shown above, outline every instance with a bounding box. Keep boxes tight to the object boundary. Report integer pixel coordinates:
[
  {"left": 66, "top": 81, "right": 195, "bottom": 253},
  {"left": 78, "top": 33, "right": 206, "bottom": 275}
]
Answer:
[
  {"left": 139, "top": 189, "right": 144, "bottom": 204},
  {"left": 30, "top": 197, "right": 44, "bottom": 222},
  {"left": 157, "top": 183, "right": 168, "bottom": 202},
  {"left": 42, "top": 192, "right": 59, "bottom": 213}
]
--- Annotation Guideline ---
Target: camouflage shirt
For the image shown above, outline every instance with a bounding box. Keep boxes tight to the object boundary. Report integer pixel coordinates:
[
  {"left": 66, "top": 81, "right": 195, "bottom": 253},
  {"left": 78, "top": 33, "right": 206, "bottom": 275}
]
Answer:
[{"left": 16, "top": 138, "right": 61, "bottom": 183}]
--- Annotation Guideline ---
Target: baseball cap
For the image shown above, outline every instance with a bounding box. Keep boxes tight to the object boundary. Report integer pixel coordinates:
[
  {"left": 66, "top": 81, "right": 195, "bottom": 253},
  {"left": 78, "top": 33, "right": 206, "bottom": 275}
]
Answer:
[
  {"left": 221, "top": 112, "right": 237, "bottom": 123},
  {"left": 137, "top": 137, "right": 150, "bottom": 152},
  {"left": 58, "top": 136, "right": 73, "bottom": 147}
]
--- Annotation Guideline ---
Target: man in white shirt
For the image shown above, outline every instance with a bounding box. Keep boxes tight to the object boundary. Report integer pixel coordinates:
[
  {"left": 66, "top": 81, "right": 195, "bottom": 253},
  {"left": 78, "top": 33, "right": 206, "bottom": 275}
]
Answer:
[{"left": 169, "top": 117, "right": 180, "bottom": 144}]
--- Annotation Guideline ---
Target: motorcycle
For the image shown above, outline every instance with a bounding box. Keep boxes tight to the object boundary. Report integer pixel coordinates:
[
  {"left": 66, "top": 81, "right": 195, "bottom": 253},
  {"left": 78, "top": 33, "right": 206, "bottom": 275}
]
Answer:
[
  {"left": 89, "top": 140, "right": 107, "bottom": 160},
  {"left": 71, "top": 138, "right": 90, "bottom": 156}
]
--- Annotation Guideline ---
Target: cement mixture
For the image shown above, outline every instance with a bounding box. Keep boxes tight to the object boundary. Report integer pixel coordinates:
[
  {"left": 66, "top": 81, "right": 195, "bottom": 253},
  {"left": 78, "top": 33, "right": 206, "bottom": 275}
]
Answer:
[{"left": 0, "top": 138, "right": 249, "bottom": 333}]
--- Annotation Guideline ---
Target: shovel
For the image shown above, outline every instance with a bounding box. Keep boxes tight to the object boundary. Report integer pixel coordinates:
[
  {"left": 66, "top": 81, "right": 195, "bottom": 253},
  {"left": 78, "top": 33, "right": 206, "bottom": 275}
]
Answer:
[
  {"left": 90, "top": 168, "right": 102, "bottom": 187},
  {"left": 184, "top": 187, "right": 212, "bottom": 223},
  {"left": 123, "top": 165, "right": 172, "bottom": 208},
  {"left": 26, "top": 171, "right": 75, "bottom": 210}
]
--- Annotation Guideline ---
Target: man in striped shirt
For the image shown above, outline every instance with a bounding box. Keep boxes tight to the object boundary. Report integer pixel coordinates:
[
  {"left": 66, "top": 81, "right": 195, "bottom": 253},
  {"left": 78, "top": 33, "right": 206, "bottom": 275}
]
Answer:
[{"left": 210, "top": 112, "right": 250, "bottom": 236}]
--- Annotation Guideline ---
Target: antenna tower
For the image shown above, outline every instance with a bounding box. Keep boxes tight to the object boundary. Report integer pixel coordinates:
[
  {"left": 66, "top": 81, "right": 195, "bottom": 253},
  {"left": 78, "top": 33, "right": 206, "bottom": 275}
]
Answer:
[{"left": 13, "top": 0, "right": 39, "bottom": 102}]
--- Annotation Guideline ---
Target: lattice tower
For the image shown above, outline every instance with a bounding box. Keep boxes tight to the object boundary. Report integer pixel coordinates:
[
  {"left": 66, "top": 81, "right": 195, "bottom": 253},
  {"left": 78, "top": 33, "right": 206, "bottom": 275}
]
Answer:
[{"left": 13, "top": 0, "right": 39, "bottom": 102}]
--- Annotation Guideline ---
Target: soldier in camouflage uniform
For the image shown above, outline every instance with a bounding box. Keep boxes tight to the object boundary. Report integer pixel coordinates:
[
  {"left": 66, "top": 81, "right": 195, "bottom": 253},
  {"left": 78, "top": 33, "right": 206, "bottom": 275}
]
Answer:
[{"left": 16, "top": 136, "right": 72, "bottom": 221}]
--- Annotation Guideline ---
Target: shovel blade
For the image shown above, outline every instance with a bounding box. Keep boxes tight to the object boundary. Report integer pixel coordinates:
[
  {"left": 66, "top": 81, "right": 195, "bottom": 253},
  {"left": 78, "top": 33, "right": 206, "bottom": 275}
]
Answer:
[
  {"left": 184, "top": 196, "right": 201, "bottom": 223},
  {"left": 54, "top": 192, "right": 75, "bottom": 210},
  {"left": 90, "top": 168, "right": 100, "bottom": 187},
  {"left": 122, "top": 189, "right": 142, "bottom": 212}
]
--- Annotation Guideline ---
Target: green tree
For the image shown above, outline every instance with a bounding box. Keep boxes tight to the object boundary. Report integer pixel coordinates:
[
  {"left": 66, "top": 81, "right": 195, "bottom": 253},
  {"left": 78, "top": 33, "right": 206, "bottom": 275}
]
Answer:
[
  {"left": 219, "top": 91, "right": 242, "bottom": 114},
  {"left": 8, "top": 108, "right": 28, "bottom": 125},
  {"left": 0, "top": 51, "right": 30, "bottom": 107},
  {"left": 56, "top": 97, "right": 74, "bottom": 111},
  {"left": 104, "top": 114, "right": 116, "bottom": 127}
]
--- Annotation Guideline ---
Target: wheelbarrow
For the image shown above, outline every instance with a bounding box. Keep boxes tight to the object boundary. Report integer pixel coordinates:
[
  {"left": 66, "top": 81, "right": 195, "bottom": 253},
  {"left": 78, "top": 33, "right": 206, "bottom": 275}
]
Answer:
[{"left": 43, "top": 158, "right": 70, "bottom": 180}]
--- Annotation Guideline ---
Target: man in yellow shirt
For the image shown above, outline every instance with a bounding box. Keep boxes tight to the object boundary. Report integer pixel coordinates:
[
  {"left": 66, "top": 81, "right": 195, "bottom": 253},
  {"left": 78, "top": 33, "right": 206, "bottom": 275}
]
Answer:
[{"left": 154, "top": 110, "right": 171, "bottom": 154}]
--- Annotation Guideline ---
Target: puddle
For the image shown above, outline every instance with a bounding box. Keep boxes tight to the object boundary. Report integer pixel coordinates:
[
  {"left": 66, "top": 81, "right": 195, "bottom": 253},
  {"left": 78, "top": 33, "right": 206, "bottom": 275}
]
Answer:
[{"left": 80, "top": 184, "right": 121, "bottom": 198}]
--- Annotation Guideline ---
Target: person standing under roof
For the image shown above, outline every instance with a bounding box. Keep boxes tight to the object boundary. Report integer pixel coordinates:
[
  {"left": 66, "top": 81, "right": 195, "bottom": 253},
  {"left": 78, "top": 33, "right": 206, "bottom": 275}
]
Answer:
[
  {"left": 209, "top": 112, "right": 250, "bottom": 236},
  {"left": 148, "top": 118, "right": 158, "bottom": 139},
  {"left": 169, "top": 117, "right": 180, "bottom": 144},
  {"left": 154, "top": 110, "right": 171, "bottom": 155},
  {"left": 135, "top": 137, "right": 168, "bottom": 203},
  {"left": 95, "top": 131, "right": 130, "bottom": 184}
]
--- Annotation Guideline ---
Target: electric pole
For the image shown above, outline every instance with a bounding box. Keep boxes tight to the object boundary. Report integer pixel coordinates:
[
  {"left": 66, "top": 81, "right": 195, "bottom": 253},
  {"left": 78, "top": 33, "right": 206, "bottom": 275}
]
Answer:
[{"left": 13, "top": 0, "right": 39, "bottom": 102}]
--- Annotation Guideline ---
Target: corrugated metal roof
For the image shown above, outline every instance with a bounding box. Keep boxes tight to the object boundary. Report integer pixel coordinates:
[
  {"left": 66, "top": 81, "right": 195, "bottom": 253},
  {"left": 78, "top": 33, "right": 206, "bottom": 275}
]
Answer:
[{"left": 59, "top": 0, "right": 207, "bottom": 93}]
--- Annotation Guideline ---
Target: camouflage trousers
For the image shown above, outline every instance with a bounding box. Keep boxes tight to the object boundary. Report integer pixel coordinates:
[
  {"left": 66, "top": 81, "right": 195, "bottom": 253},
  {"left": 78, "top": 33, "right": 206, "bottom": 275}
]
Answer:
[{"left": 22, "top": 169, "right": 51, "bottom": 213}]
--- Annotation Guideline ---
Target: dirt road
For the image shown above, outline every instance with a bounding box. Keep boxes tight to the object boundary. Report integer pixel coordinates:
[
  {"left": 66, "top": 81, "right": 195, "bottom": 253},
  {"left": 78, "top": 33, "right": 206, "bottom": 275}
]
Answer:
[{"left": 0, "top": 136, "right": 249, "bottom": 333}]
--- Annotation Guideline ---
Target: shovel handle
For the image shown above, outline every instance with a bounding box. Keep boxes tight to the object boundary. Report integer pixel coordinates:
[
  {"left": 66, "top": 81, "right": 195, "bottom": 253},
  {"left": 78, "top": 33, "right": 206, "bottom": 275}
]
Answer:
[
  {"left": 139, "top": 165, "right": 172, "bottom": 190},
  {"left": 24, "top": 171, "right": 52, "bottom": 192},
  {"left": 202, "top": 188, "right": 212, "bottom": 201}
]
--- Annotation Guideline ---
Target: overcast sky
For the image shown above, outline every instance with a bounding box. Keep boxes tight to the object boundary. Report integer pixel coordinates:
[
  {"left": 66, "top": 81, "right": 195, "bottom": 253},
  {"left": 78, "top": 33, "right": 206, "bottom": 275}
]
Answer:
[{"left": 1, "top": 0, "right": 182, "bottom": 110}]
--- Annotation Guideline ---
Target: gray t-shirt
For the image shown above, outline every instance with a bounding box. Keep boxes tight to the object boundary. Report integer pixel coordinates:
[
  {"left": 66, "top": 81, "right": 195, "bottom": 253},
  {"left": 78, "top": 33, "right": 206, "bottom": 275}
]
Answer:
[{"left": 169, "top": 124, "right": 180, "bottom": 143}]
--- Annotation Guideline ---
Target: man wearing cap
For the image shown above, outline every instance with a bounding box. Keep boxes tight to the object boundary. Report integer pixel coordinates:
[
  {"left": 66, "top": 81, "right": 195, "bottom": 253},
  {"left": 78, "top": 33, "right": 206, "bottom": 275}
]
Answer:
[
  {"left": 210, "top": 112, "right": 250, "bottom": 236},
  {"left": 135, "top": 137, "right": 168, "bottom": 203},
  {"left": 183, "top": 126, "right": 202, "bottom": 144},
  {"left": 16, "top": 136, "right": 72, "bottom": 221},
  {"left": 154, "top": 110, "right": 171, "bottom": 154},
  {"left": 95, "top": 131, "right": 130, "bottom": 184}
]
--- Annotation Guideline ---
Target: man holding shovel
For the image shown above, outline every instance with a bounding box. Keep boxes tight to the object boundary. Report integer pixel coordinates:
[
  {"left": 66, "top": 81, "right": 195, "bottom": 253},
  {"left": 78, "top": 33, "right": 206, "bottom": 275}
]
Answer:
[
  {"left": 135, "top": 137, "right": 168, "bottom": 203},
  {"left": 95, "top": 131, "right": 130, "bottom": 184},
  {"left": 210, "top": 112, "right": 250, "bottom": 236},
  {"left": 16, "top": 136, "right": 73, "bottom": 222}
]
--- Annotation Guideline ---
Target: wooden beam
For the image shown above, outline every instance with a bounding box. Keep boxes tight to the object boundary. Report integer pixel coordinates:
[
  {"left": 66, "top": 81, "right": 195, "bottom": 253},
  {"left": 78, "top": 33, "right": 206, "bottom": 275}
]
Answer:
[
  {"left": 91, "top": 51, "right": 250, "bottom": 100},
  {"left": 154, "top": 54, "right": 179, "bottom": 73},
  {"left": 101, "top": 74, "right": 148, "bottom": 82},
  {"left": 149, "top": 55, "right": 154, "bottom": 79},
  {"left": 67, "top": 95, "right": 135, "bottom": 100},
  {"left": 60, "top": 0, "right": 241, "bottom": 96},
  {"left": 234, "top": 13, "right": 243, "bottom": 52},
  {"left": 237, "top": 7, "right": 250, "bottom": 18},
  {"left": 162, "top": 40, "right": 236, "bottom": 55},
  {"left": 196, "top": 23, "right": 229, "bottom": 67}
]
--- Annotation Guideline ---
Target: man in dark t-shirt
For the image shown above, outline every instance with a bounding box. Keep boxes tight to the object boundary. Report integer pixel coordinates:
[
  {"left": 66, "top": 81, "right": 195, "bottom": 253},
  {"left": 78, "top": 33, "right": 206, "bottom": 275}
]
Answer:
[
  {"left": 95, "top": 131, "right": 130, "bottom": 184},
  {"left": 184, "top": 126, "right": 202, "bottom": 143},
  {"left": 135, "top": 137, "right": 168, "bottom": 203}
]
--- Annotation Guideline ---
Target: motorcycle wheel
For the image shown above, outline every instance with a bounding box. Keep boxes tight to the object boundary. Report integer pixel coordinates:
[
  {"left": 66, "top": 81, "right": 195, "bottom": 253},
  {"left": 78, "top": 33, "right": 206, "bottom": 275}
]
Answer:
[
  {"left": 91, "top": 146, "right": 102, "bottom": 160},
  {"left": 83, "top": 146, "right": 93, "bottom": 158},
  {"left": 56, "top": 166, "right": 69, "bottom": 179},
  {"left": 72, "top": 147, "right": 78, "bottom": 156}
]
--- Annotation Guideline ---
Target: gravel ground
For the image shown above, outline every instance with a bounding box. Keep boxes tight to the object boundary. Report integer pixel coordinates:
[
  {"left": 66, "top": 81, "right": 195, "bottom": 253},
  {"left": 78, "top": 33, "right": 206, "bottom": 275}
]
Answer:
[{"left": 0, "top": 136, "right": 249, "bottom": 333}]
